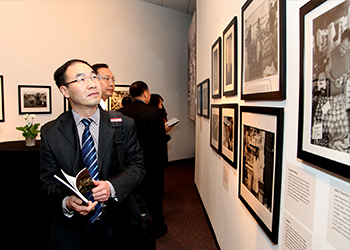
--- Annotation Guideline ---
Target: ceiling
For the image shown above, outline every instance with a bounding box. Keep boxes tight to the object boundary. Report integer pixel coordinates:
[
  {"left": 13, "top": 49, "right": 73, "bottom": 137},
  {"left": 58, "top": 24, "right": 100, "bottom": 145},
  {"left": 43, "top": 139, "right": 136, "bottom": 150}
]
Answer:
[{"left": 142, "top": 0, "right": 196, "bottom": 14}]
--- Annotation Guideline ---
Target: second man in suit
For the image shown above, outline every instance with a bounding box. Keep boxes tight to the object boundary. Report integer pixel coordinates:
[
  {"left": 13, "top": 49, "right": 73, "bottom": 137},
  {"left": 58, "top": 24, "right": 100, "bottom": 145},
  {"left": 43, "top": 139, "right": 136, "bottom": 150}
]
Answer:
[{"left": 119, "top": 81, "right": 168, "bottom": 238}]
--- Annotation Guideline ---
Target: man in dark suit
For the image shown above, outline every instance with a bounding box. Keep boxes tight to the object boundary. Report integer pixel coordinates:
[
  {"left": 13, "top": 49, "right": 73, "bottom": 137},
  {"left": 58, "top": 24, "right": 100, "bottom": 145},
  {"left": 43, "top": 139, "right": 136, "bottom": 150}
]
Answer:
[
  {"left": 119, "top": 81, "right": 168, "bottom": 238},
  {"left": 40, "top": 59, "right": 146, "bottom": 249}
]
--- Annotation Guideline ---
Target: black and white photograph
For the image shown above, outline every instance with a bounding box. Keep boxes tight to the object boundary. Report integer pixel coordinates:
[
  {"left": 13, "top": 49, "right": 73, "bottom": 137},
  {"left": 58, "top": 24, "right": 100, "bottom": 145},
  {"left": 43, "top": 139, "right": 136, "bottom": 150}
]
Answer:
[
  {"left": 188, "top": 12, "right": 196, "bottom": 121},
  {"left": 18, "top": 85, "right": 51, "bottom": 114},
  {"left": 298, "top": 0, "right": 350, "bottom": 179},
  {"left": 223, "top": 16, "right": 238, "bottom": 97},
  {"left": 242, "top": 125, "right": 274, "bottom": 211},
  {"left": 239, "top": 106, "right": 284, "bottom": 244},
  {"left": 107, "top": 85, "right": 130, "bottom": 111},
  {"left": 0, "top": 76, "right": 4, "bottom": 122},
  {"left": 241, "top": 0, "right": 286, "bottom": 100},
  {"left": 202, "top": 78, "right": 210, "bottom": 119},
  {"left": 221, "top": 104, "right": 238, "bottom": 168},
  {"left": 197, "top": 83, "right": 202, "bottom": 116},
  {"left": 210, "top": 104, "right": 221, "bottom": 154},
  {"left": 212, "top": 37, "right": 222, "bottom": 99}
]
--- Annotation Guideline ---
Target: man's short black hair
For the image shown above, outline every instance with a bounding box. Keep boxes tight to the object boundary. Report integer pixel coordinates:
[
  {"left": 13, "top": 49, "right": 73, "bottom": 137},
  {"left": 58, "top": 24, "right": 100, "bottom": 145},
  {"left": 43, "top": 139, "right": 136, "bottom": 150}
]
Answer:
[
  {"left": 91, "top": 63, "right": 109, "bottom": 74},
  {"left": 54, "top": 59, "right": 91, "bottom": 88},
  {"left": 129, "top": 81, "right": 149, "bottom": 98}
]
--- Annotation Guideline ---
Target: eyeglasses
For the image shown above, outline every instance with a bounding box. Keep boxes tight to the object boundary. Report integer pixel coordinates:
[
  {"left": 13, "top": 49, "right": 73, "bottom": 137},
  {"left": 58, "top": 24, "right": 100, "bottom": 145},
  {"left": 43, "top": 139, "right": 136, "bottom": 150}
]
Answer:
[
  {"left": 65, "top": 74, "right": 102, "bottom": 86},
  {"left": 101, "top": 76, "right": 116, "bottom": 84}
]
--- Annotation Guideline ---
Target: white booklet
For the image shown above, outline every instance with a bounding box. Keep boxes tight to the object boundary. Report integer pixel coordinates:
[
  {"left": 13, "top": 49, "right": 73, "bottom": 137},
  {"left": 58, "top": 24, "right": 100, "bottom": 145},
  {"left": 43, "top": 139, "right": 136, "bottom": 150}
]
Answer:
[
  {"left": 165, "top": 117, "right": 180, "bottom": 127},
  {"left": 54, "top": 168, "right": 95, "bottom": 204}
]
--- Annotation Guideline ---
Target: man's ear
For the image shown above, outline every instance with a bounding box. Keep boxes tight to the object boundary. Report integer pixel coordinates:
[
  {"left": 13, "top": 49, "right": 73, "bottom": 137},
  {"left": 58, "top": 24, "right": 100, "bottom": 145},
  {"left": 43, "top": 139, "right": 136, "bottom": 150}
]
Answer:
[{"left": 60, "top": 85, "right": 70, "bottom": 99}]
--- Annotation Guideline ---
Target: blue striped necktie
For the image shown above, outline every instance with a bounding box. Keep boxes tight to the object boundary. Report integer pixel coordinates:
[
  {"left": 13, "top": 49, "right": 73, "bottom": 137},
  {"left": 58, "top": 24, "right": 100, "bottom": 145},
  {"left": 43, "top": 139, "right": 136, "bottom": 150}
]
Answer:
[{"left": 81, "top": 118, "right": 102, "bottom": 223}]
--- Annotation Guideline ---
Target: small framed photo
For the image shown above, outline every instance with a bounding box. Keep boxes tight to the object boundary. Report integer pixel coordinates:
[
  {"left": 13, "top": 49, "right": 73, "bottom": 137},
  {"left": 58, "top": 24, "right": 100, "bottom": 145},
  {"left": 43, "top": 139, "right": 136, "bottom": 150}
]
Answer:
[
  {"left": 0, "top": 76, "right": 4, "bottom": 122},
  {"left": 298, "top": 0, "right": 350, "bottom": 179},
  {"left": 241, "top": 0, "right": 286, "bottom": 100},
  {"left": 202, "top": 78, "right": 210, "bottom": 119},
  {"left": 18, "top": 85, "right": 52, "bottom": 114},
  {"left": 221, "top": 104, "right": 238, "bottom": 168},
  {"left": 239, "top": 106, "right": 284, "bottom": 244},
  {"left": 210, "top": 104, "right": 221, "bottom": 154},
  {"left": 223, "top": 16, "right": 238, "bottom": 97},
  {"left": 197, "top": 83, "right": 202, "bottom": 116},
  {"left": 212, "top": 37, "right": 222, "bottom": 99},
  {"left": 106, "top": 85, "right": 130, "bottom": 111}
]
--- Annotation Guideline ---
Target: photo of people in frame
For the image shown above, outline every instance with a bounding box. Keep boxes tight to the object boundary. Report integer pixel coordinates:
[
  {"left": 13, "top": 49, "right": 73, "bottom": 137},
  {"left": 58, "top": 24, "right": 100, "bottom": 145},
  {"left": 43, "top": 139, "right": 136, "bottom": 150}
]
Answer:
[
  {"left": 311, "top": 0, "right": 350, "bottom": 154},
  {"left": 242, "top": 125, "right": 275, "bottom": 212},
  {"left": 244, "top": 0, "right": 278, "bottom": 85}
]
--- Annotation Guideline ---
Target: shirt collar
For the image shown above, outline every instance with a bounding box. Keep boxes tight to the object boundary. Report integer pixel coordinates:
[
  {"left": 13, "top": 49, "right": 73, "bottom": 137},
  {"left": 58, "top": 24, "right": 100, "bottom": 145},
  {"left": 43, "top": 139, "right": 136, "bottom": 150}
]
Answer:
[{"left": 72, "top": 108, "right": 100, "bottom": 126}]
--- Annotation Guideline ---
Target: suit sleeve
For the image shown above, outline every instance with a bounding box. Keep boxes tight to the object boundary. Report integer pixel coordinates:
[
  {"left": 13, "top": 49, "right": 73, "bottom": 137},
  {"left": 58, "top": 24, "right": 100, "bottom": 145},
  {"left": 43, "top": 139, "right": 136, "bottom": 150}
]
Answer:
[
  {"left": 40, "top": 123, "right": 69, "bottom": 215},
  {"left": 108, "top": 116, "right": 146, "bottom": 202}
]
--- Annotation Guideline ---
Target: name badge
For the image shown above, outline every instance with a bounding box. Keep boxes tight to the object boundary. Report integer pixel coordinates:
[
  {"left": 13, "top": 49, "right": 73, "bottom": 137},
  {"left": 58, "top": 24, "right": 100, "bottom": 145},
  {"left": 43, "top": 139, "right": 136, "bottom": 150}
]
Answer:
[{"left": 110, "top": 118, "right": 122, "bottom": 123}]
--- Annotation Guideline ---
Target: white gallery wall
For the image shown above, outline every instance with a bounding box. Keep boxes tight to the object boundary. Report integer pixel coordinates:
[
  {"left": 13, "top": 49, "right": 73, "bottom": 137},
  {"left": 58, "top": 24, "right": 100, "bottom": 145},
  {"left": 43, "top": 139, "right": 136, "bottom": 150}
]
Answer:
[
  {"left": 195, "top": 0, "right": 350, "bottom": 250},
  {"left": 0, "top": 0, "right": 194, "bottom": 161}
]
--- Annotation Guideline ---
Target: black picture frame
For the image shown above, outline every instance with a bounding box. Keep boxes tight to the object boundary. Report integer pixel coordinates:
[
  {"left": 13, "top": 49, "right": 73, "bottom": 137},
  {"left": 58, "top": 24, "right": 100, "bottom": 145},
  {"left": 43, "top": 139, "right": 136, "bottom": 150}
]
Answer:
[
  {"left": 239, "top": 106, "right": 284, "bottom": 244},
  {"left": 197, "top": 83, "right": 202, "bottom": 116},
  {"left": 0, "top": 76, "right": 4, "bottom": 122},
  {"left": 241, "top": 0, "right": 286, "bottom": 100},
  {"left": 298, "top": 0, "right": 350, "bottom": 179},
  {"left": 211, "top": 37, "right": 222, "bottom": 99},
  {"left": 202, "top": 78, "right": 210, "bottom": 119},
  {"left": 106, "top": 84, "right": 130, "bottom": 111},
  {"left": 18, "top": 85, "right": 52, "bottom": 114},
  {"left": 221, "top": 104, "right": 238, "bottom": 169},
  {"left": 223, "top": 16, "right": 238, "bottom": 97},
  {"left": 210, "top": 104, "right": 221, "bottom": 154}
]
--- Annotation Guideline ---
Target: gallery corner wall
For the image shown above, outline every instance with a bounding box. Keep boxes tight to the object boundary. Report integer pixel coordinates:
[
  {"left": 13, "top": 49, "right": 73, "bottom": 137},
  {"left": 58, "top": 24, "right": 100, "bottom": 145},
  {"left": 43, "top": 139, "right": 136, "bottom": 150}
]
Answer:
[
  {"left": 195, "top": 0, "right": 350, "bottom": 250},
  {"left": 0, "top": 0, "right": 194, "bottom": 162}
]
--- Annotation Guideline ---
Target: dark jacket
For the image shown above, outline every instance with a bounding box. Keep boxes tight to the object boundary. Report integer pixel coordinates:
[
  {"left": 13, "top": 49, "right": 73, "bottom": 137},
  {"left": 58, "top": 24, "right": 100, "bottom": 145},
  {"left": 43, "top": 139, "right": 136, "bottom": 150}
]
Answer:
[{"left": 40, "top": 109, "right": 145, "bottom": 249}]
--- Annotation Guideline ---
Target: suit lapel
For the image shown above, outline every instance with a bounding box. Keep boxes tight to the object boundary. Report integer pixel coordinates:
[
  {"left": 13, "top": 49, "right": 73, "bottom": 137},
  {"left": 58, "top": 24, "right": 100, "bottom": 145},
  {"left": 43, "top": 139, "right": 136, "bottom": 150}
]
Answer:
[
  {"left": 57, "top": 111, "right": 82, "bottom": 174},
  {"left": 98, "top": 110, "right": 115, "bottom": 173}
]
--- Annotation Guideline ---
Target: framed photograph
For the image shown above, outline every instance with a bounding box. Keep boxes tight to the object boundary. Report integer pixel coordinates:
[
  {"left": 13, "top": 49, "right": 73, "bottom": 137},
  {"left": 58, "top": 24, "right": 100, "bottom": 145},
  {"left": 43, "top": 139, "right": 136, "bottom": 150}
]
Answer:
[
  {"left": 239, "top": 106, "right": 284, "bottom": 244},
  {"left": 202, "top": 78, "right": 210, "bottom": 119},
  {"left": 0, "top": 76, "right": 4, "bottom": 122},
  {"left": 212, "top": 37, "right": 222, "bottom": 99},
  {"left": 197, "top": 83, "right": 202, "bottom": 116},
  {"left": 221, "top": 104, "right": 238, "bottom": 168},
  {"left": 210, "top": 104, "right": 221, "bottom": 154},
  {"left": 188, "top": 12, "right": 197, "bottom": 121},
  {"left": 18, "top": 85, "right": 52, "bottom": 114},
  {"left": 223, "top": 16, "right": 238, "bottom": 97},
  {"left": 298, "top": 0, "right": 350, "bottom": 179},
  {"left": 241, "top": 0, "right": 286, "bottom": 100},
  {"left": 106, "top": 85, "right": 130, "bottom": 111}
]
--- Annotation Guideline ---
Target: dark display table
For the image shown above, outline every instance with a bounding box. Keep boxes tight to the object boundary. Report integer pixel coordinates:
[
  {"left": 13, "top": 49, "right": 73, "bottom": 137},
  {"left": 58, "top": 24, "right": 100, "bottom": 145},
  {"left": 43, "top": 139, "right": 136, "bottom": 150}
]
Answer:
[{"left": 0, "top": 140, "right": 51, "bottom": 249}]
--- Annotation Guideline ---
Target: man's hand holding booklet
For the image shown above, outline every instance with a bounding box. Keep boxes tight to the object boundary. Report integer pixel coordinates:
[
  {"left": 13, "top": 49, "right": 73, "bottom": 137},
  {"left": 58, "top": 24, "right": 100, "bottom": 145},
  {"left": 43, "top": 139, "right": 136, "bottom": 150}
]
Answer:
[{"left": 54, "top": 168, "right": 95, "bottom": 204}]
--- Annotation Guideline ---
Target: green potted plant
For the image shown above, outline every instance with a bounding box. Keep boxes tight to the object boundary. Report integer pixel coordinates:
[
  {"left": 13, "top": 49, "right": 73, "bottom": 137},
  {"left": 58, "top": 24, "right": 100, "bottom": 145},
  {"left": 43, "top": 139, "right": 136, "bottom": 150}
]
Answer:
[{"left": 16, "top": 114, "right": 40, "bottom": 146}]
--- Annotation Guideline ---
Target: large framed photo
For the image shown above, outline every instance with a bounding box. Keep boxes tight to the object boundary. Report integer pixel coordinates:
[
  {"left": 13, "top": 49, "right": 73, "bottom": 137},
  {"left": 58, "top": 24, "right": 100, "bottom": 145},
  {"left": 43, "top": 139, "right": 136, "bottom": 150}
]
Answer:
[
  {"left": 239, "top": 106, "right": 284, "bottom": 244},
  {"left": 106, "top": 85, "right": 130, "bottom": 111},
  {"left": 241, "top": 0, "right": 286, "bottom": 100},
  {"left": 210, "top": 104, "right": 221, "bottom": 154},
  {"left": 223, "top": 17, "right": 238, "bottom": 97},
  {"left": 0, "top": 76, "right": 4, "bottom": 122},
  {"left": 197, "top": 83, "right": 202, "bottom": 116},
  {"left": 18, "top": 85, "right": 52, "bottom": 114},
  {"left": 202, "top": 78, "right": 210, "bottom": 119},
  {"left": 298, "top": 0, "right": 350, "bottom": 179},
  {"left": 221, "top": 104, "right": 238, "bottom": 168},
  {"left": 212, "top": 37, "right": 222, "bottom": 99}
]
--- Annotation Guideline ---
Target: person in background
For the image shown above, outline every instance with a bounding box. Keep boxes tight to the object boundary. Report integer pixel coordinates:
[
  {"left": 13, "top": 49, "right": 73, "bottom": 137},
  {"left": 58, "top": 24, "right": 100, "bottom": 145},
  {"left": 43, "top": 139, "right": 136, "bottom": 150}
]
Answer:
[
  {"left": 121, "top": 96, "right": 132, "bottom": 107},
  {"left": 40, "top": 59, "right": 145, "bottom": 249},
  {"left": 92, "top": 63, "right": 116, "bottom": 110},
  {"left": 149, "top": 94, "right": 173, "bottom": 134},
  {"left": 119, "top": 81, "right": 168, "bottom": 238}
]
